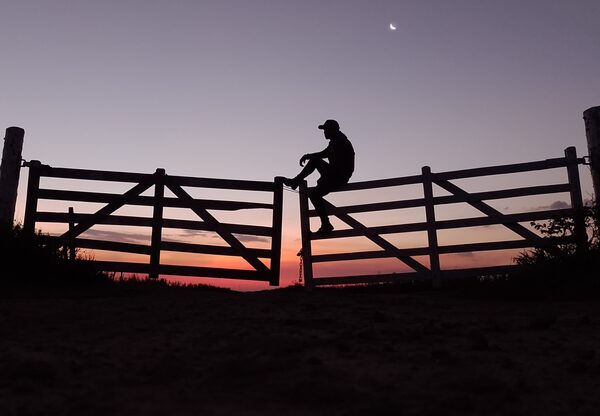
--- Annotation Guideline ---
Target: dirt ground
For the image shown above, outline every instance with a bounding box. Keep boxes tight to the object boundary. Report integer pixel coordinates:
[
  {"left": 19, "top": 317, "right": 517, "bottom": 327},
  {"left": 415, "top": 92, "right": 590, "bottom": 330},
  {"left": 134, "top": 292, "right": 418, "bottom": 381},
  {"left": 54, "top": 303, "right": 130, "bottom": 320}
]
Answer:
[{"left": 1, "top": 286, "right": 599, "bottom": 416}]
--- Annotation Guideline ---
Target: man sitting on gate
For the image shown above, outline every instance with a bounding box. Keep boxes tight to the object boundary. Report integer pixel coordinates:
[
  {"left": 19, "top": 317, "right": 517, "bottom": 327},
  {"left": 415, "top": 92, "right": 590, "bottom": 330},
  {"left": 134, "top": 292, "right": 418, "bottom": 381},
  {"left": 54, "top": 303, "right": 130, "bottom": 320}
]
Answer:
[{"left": 283, "top": 119, "right": 355, "bottom": 235}]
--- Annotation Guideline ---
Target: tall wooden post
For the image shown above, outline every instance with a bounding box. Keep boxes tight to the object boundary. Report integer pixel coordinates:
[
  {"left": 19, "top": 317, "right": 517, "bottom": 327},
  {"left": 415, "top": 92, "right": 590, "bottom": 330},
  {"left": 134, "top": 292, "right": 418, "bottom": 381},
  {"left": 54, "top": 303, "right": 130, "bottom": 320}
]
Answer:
[
  {"left": 565, "top": 147, "right": 587, "bottom": 253},
  {"left": 270, "top": 177, "right": 284, "bottom": 286},
  {"left": 422, "top": 166, "right": 441, "bottom": 288},
  {"left": 149, "top": 168, "right": 165, "bottom": 279},
  {"left": 584, "top": 106, "right": 600, "bottom": 205},
  {"left": 0, "top": 127, "right": 25, "bottom": 226},
  {"left": 298, "top": 180, "right": 314, "bottom": 288}
]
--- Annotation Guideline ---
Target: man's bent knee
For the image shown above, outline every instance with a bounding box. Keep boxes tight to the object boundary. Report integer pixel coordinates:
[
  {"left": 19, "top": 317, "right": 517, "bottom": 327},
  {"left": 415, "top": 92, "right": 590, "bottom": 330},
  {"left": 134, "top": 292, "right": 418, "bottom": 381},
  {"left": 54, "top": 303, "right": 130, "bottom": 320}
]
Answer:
[{"left": 311, "top": 159, "right": 330, "bottom": 175}]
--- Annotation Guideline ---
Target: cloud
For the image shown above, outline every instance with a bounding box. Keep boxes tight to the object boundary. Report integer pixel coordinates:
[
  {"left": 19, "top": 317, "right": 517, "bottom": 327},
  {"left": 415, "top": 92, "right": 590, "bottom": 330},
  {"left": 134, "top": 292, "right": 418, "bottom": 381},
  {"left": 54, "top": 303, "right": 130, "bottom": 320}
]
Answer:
[
  {"left": 530, "top": 200, "right": 570, "bottom": 211},
  {"left": 79, "top": 228, "right": 269, "bottom": 253},
  {"left": 549, "top": 200, "right": 570, "bottom": 209},
  {"left": 233, "top": 234, "right": 270, "bottom": 244},
  {"left": 81, "top": 229, "right": 150, "bottom": 244},
  {"left": 177, "top": 229, "right": 269, "bottom": 244},
  {"left": 177, "top": 229, "right": 216, "bottom": 238}
]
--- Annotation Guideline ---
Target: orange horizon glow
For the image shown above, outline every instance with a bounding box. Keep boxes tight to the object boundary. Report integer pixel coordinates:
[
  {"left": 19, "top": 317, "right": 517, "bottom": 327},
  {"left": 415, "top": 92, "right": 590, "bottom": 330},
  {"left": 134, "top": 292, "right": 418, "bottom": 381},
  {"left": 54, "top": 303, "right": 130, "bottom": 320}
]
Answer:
[
  {"left": 26, "top": 214, "right": 560, "bottom": 289},
  {"left": 68, "top": 230, "right": 529, "bottom": 291}
]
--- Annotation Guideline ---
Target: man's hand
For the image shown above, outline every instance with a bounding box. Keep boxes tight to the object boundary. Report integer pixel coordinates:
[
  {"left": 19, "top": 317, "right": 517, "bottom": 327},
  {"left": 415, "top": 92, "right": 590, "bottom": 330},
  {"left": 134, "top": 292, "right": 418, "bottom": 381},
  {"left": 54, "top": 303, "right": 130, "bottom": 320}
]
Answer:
[{"left": 299, "top": 153, "right": 310, "bottom": 166}]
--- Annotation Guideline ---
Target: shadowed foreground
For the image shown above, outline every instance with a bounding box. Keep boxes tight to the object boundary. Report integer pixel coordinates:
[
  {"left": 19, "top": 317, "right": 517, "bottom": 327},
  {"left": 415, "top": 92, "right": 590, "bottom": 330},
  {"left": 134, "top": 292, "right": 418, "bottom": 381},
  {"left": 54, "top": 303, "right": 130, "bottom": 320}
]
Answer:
[{"left": 1, "top": 286, "right": 599, "bottom": 416}]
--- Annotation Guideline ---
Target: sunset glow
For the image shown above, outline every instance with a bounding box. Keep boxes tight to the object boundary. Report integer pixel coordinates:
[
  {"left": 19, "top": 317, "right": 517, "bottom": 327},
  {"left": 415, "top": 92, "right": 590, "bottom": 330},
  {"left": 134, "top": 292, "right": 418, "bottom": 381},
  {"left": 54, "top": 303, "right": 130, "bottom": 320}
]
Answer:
[{"left": 2, "top": 0, "right": 596, "bottom": 290}]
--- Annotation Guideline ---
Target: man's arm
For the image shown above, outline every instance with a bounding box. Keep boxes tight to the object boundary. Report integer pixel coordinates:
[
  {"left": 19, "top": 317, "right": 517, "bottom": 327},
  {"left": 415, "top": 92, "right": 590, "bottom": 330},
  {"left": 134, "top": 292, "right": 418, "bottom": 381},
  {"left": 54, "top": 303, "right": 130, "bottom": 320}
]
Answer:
[{"left": 299, "top": 147, "right": 329, "bottom": 166}]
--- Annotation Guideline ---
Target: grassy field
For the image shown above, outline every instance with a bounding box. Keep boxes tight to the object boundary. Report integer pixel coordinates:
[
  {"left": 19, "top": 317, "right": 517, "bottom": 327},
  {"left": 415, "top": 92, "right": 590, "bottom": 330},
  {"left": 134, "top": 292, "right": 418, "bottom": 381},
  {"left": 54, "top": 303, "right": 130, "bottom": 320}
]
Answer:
[
  {"left": 1, "top": 283, "right": 599, "bottom": 416},
  {"left": 2, "top": 221, "right": 599, "bottom": 415}
]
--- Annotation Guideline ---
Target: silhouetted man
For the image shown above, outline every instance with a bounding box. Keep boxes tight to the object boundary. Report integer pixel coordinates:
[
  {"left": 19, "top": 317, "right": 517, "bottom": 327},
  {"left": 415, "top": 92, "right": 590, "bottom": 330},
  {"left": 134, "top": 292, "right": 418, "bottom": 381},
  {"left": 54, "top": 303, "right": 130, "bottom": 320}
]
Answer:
[{"left": 283, "top": 119, "right": 355, "bottom": 235}]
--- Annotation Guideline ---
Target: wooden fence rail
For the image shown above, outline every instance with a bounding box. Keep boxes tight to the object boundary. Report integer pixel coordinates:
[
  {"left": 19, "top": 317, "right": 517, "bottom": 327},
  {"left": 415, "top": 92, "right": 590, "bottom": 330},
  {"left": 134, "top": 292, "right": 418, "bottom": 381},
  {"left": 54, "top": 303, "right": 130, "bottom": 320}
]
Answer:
[
  {"left": 23, "top": 162, "right": 283, "bottom": 285},
  {"left": 299, "top": 147, "right": 586, "bottom": 287}
]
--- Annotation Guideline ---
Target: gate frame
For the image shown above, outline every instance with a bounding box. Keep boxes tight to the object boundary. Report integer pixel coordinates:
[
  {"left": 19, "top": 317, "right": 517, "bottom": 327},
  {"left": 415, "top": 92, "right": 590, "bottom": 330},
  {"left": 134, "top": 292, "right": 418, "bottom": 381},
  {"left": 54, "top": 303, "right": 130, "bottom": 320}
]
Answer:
[
  {"left": 22, "top": 162, "right": 284, "bottom": 286},
  {"left": 299, "top": 147, "right": 587, "bottom": 287}
]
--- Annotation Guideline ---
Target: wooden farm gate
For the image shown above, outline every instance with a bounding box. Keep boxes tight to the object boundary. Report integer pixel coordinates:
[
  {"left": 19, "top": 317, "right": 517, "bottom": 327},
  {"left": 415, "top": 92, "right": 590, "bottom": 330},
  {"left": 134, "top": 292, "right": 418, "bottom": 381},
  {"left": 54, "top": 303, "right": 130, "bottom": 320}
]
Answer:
[
  {"left": 298, "top": 147, "right": 587, "bottom": 287},
  {"left": 22, "top": 161, "right": 283, "bottom": 285}
]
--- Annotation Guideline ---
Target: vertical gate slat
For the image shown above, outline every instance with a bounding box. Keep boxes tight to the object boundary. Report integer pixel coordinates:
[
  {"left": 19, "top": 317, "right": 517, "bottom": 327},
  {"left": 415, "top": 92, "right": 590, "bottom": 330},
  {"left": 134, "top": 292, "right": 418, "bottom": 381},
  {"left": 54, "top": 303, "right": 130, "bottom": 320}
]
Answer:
[
  {"left": 68, "top": 207, "right": 76, "bottom": 260},
  {"left": 149, "top": 169, "right": 165, "bottom": 279},
  {"left": 299, "top": 180, "right": 314, "bottom": 288},
  {"left": 270, "top": 177, "right": 284, "bottom": 286},
  {"left": 422, "top": 166, "right": 441, "bottom": 288},
  {"left": 23, "top": 160, "right": 42, "bottom": 237},
  {"left": 565, "top": 147, "right": 587, "bottom": 253}
]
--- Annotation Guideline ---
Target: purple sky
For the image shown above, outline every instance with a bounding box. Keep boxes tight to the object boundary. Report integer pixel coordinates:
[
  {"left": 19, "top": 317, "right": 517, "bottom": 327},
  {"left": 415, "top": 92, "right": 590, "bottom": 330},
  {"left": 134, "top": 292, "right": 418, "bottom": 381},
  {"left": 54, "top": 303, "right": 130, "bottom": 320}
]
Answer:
[
  {"left": 1, "top": 0, "right": 598, "bottom": 288},
  {"left": 2, "top": 0, "right": 597, "bottom": 182}
]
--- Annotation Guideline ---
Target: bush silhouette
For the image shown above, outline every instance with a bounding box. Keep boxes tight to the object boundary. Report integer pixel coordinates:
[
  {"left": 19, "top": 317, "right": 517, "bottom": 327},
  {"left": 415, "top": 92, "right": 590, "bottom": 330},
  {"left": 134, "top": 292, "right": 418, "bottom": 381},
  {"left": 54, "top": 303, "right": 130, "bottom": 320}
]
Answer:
[
  {"left": 515, "top": 204, "right": 599, "bottom": 265},
  {"left": 507, "top": 203, "right": 600, "bottom": 297},
  {"left": 0, "top": 224, "right": 112, "bottom": 294}
]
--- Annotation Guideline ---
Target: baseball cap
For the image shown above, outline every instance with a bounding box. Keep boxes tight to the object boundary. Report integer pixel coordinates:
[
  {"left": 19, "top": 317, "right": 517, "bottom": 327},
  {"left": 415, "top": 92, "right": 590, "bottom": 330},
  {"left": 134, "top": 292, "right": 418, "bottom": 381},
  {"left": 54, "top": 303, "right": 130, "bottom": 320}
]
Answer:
[{"left": 318, "top": 119, "right": 340, "bottom": 131}]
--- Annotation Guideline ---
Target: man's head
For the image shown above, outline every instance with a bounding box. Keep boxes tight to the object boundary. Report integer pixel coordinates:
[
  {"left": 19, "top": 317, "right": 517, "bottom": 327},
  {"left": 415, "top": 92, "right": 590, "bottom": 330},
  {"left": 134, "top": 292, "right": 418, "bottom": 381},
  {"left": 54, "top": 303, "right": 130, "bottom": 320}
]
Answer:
[
  {"left": 318, "top": 119, "right": 339, "bottom": 132},
  {"left": 318, "top": 119, "right": 340, "bottom": 140}
]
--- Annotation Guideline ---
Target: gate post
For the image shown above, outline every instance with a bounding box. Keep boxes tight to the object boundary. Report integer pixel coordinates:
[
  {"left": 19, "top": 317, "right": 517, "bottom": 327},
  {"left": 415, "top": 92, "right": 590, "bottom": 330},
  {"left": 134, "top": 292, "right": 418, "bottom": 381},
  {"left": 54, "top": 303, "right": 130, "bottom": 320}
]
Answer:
[
  {"left": 149, "top": 168, "right": 165, "bottom": 279},
  {"left": 298, "top": 180, "right": 314, "bottom": 288},
  {"left": 0, "top": 127, "right": 25, "bottom": 227},
  {"left": 270, "top": 177, "right": 284, "bottom": 286},
  {"left": 68, "top": 207, "right": 76, "bottom": 260},
  {"left": 565, "top": 147, "right": 587, "bottom": 253},
  {"left": 584, "top": 106, "right": 600, "bottom": 205},
  {"left": 422, "top": 166, "right": 441, "bottom": 288}
]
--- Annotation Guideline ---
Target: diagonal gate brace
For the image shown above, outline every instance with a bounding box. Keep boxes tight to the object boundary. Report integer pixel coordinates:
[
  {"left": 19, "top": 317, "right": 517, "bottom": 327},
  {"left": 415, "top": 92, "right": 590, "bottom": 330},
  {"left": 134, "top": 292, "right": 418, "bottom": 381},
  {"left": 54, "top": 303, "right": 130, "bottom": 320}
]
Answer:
[
  {"left": 57, "top": 177, "right": 155, "bottom": 245},
  {"left": 435, "top": 179, "right": 544, "bottom": 242},
  {"left": 322, "top": 200, "right": 430, "bottom": 274},
  {"left": 166, "top": 182, "right": 270, "bottom": 275}
]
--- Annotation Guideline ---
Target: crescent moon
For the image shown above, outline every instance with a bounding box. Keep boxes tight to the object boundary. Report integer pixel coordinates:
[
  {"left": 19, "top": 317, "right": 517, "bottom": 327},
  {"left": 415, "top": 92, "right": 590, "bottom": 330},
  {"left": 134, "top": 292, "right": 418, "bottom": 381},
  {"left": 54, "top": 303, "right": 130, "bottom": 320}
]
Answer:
[{"left": 389, "top": 23, "right": 396, "bottom": 31}]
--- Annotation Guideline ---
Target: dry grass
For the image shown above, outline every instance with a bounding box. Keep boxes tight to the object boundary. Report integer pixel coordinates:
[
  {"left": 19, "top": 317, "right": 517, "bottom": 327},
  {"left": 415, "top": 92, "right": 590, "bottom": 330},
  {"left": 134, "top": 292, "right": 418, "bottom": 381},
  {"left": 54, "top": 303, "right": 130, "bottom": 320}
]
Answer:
[
  {"left": 2, "top": 223, "right": 599, "bottom": 415},
  {"left": 1, "top": 285, "right": 599, "bottom": 415}
]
